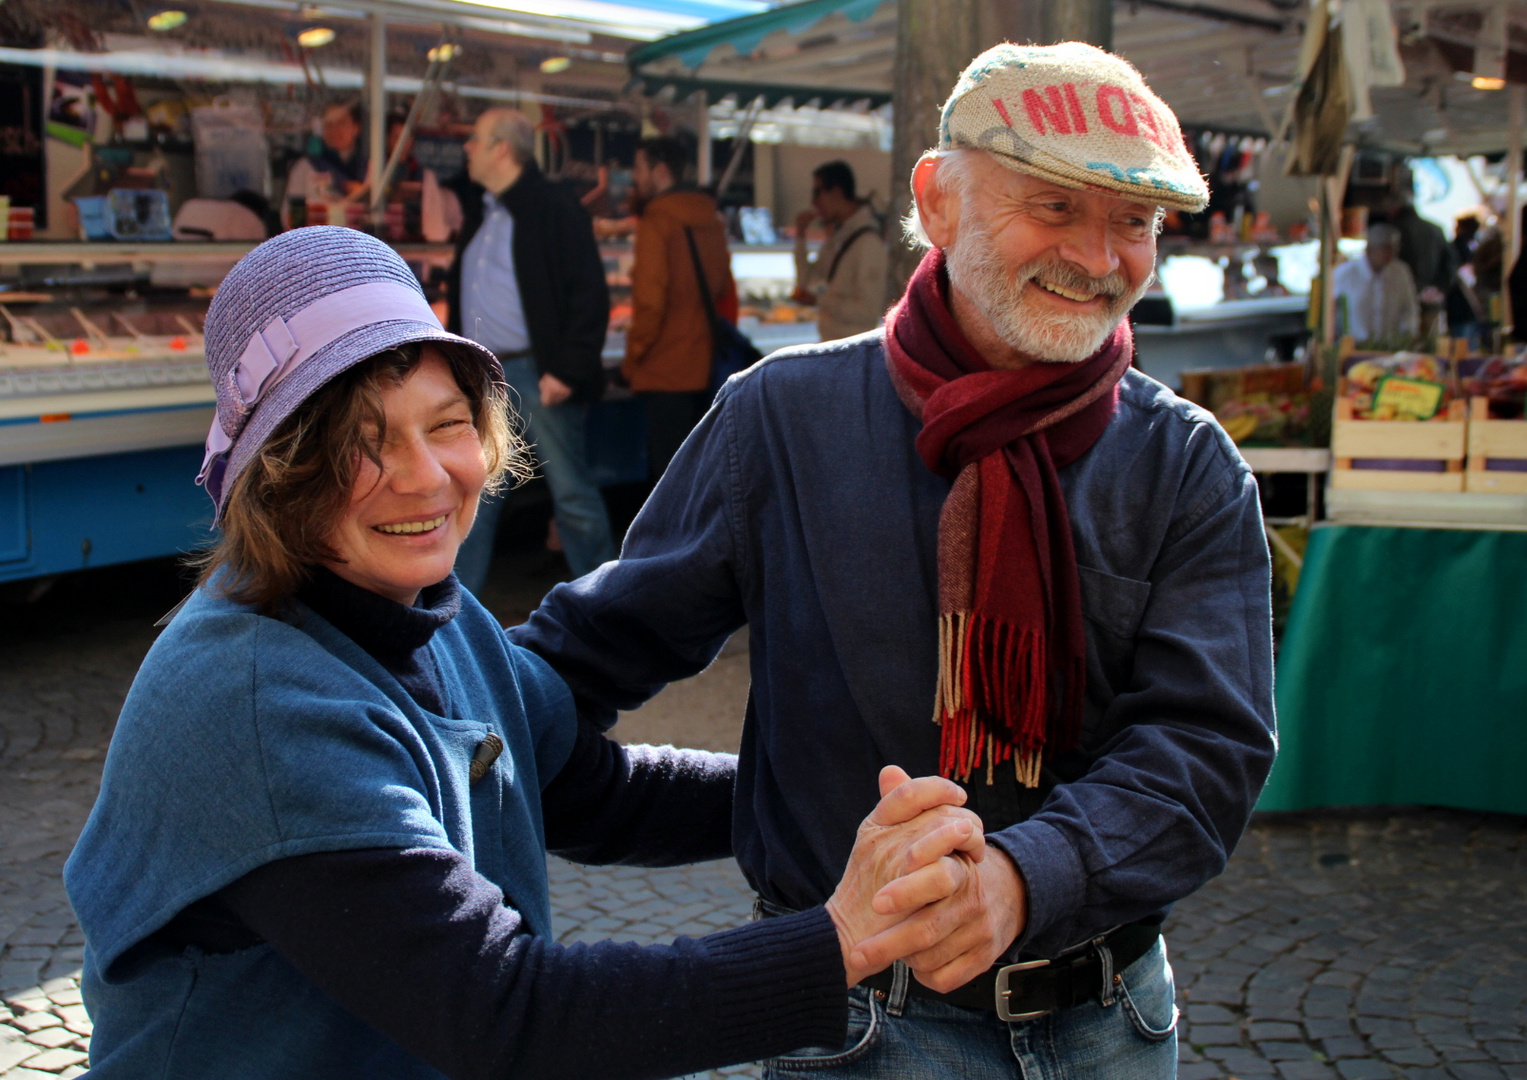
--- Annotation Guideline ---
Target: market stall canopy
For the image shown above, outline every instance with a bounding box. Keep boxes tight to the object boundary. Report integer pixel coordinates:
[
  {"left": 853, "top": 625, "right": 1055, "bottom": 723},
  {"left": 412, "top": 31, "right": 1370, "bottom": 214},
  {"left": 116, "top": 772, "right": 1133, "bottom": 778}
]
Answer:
[
  {"left": 0, "top": 0, "right": 803, "bottom": 117},
  {"left": 629, "top": 0, "right": 1527, "bottom": 157},
  {"left": 205, "top": 0, "right": 784, "bottom": 43}
]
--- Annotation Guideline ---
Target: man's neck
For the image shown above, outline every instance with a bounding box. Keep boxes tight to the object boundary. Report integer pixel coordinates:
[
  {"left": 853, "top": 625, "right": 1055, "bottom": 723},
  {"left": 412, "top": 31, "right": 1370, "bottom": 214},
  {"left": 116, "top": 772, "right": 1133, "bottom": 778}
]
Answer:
[
  {"left": 946, "top": 280, "right": 1032, "bottom": 371},
  {"left": 484, "top": 160, "right": 526, "bottom": 198}
]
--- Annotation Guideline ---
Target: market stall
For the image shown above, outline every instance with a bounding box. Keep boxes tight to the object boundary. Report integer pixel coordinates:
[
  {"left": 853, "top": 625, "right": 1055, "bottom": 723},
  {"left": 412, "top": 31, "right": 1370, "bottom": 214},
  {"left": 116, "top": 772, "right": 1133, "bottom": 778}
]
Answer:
[
  {"left": 1262, "top": 523, "right": 1527, "bottom": 816},
  {"left": 0, "top": 0, "right": 736, "bottom": 583}
]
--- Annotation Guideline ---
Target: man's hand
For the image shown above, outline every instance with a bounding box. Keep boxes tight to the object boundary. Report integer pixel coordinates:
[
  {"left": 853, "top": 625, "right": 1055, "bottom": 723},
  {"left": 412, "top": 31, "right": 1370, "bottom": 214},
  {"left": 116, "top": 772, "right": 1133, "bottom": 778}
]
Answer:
[
  {"left": 900, "top": 845, "right": 1027, "bottom": 994},
  {"left": 824, "top": 767, "right": 984, "bottom": 985},
  {"left": 795, "top": 208, "right": 818, "bottom": 235},
  {"left": 539, "top": 373, "right": 573, "bottom": 407}
]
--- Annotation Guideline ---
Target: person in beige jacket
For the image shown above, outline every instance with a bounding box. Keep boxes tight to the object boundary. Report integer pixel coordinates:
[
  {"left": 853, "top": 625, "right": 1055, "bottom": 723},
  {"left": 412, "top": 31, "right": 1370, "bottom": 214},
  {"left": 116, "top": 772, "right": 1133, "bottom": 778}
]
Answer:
[
  {"left": 793, "top": 161, "right": 888, "bottom": 341},
  {"left": 624, "top": 136, "right": 738, "bottom": 481}
]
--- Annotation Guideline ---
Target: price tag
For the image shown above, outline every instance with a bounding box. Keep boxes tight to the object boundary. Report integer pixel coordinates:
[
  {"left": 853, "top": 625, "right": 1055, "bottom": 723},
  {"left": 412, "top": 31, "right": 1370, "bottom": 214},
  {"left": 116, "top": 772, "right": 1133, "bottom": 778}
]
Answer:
[{"left": 1372, "top": 376, "right": 1445, "bottom": 420}]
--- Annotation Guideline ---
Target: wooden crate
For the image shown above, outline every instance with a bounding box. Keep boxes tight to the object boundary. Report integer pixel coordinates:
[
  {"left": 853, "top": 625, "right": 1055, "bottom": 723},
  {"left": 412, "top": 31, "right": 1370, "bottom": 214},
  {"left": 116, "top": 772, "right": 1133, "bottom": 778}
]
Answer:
[
  {"left": 1330, "top": 392, "right": 1467, "bottom": 492},
  {"left": 1466, "top": 397, "right": 1527, "bottom": 494}
]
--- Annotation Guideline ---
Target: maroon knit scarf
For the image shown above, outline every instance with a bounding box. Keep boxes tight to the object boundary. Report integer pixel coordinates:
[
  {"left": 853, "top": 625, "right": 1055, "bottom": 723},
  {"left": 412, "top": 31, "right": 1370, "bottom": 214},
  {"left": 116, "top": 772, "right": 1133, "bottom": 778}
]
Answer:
[{"left": 885, "top": 248, "right": 1132, "bottom": 786}]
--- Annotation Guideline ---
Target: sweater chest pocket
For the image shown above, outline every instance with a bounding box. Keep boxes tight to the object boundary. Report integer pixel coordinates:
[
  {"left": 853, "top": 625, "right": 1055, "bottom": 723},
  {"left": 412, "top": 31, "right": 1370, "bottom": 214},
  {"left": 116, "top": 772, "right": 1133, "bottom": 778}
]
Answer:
[{"left": 1078, "top": 565, "right": 1152, "bottom": 697}]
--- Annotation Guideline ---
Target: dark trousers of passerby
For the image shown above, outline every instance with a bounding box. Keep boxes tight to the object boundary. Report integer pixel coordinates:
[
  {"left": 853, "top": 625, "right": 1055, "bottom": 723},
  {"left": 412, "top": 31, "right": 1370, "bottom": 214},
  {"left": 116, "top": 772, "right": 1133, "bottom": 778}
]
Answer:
[{"left": 642, "top": 390, "right": 712, "bottom": 482}]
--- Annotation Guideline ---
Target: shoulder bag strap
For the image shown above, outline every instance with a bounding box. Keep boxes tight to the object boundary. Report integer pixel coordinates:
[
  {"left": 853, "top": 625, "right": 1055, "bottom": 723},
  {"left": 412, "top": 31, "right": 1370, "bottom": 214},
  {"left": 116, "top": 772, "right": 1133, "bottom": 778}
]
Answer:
[
  {"left": 826, "top": 225, "right": 879, "bottom": 282},
  {"left": 683, "top": 225, "right": 724, "bottom": 334}
]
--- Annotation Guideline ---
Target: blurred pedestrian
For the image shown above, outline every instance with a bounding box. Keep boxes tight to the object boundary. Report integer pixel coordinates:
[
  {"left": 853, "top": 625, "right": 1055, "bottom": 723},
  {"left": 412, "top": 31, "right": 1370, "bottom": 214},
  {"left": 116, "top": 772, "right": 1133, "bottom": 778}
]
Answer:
[
  {"left": 1332, "top": 223, "right": 1418, "bottom": 343},
  {"left": 1446, "top": 213, "right": 1485, "bottom": 346},
  {"left": 448, "top": 108, "right": 615, "bottom": 591},
  {"left": 1383, "top": 190, "right": 1456, "bottom": 310},
  {"left": 623, "top": 135, "right": 739, "bottom": 481},
  {"left": 285, "top": 102, "right": 368, "bottom": 209},
  {"left": 792, "top": 160, "right": 888, "bottom": 340}
]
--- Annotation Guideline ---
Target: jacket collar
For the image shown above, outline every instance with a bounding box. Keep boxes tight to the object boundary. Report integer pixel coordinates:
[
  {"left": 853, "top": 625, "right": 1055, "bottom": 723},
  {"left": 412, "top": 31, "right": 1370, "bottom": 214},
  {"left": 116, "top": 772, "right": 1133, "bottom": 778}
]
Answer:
[{"left": 494, "top": 159, "right": 543, "bottom": 211}]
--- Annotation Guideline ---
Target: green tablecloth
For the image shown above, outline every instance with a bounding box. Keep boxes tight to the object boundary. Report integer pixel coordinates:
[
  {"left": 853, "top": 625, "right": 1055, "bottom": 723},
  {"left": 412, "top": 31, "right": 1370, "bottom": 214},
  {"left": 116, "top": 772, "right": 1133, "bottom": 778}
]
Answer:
[{"left": 1260, "top": 524, "right": 1527, "bottom": 814}]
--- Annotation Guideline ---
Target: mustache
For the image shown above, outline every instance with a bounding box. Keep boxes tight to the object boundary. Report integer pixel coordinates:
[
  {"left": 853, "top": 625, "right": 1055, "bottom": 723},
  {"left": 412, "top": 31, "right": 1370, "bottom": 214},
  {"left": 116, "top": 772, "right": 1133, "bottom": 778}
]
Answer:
[{"left": 1016, "top": 257, "right": 1131, "bottom": 300}]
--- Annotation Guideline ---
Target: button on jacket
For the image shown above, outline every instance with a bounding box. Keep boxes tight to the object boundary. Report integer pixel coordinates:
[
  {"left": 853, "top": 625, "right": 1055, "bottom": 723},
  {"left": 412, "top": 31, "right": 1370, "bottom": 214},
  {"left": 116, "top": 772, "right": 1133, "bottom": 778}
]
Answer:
[{"left": 512, "top": 332, "right": 1278, "bottom": 960}]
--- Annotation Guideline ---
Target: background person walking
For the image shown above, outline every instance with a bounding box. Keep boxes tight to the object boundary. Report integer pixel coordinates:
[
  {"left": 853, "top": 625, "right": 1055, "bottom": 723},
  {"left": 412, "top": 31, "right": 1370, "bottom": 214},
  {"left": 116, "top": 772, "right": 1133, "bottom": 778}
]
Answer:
[{"left": 447, "top": 108, "right": 616, "bottom": 590}]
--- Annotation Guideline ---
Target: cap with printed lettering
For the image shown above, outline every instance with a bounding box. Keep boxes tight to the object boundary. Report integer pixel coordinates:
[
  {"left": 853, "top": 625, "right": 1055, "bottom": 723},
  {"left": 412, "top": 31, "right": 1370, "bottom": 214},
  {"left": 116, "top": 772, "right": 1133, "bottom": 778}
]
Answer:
[{"left": 938, "top": 41, "right": 1209, "bottom": 213}]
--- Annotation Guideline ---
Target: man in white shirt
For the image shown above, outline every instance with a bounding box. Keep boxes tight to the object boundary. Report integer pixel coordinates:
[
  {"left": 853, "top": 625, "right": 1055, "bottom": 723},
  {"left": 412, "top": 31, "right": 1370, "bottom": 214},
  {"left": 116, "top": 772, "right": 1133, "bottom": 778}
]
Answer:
[
  {"left": 1332, "top": 222, "right": 1419, "bottom": 343},
  {"left": 792, "top": 161, "right": 888, "bottom": 341}
]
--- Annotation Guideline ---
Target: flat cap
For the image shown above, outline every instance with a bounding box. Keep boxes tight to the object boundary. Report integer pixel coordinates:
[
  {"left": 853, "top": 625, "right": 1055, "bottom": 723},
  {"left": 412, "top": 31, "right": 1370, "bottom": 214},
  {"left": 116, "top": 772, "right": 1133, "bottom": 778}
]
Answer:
[{"left": 939, "top": 41, "right": 1210, "bottom": 213}]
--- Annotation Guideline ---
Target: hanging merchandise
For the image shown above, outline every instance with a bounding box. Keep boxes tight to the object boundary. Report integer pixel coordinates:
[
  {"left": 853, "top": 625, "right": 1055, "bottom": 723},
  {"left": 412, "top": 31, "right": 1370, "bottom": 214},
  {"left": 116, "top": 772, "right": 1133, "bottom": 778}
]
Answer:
[
  {"left": 1286, "top": 0, "right": 1352, "bottom": 177},
  {"left": 1340, "top": 0, "right": 1406, "bottom": 122}
]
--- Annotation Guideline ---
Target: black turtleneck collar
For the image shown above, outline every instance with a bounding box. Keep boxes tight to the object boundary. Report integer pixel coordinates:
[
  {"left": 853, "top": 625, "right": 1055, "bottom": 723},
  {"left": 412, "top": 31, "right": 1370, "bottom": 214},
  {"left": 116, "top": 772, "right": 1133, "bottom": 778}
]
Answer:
[{"left": 296, "top": 569, "right": 461, "bottom": 715}]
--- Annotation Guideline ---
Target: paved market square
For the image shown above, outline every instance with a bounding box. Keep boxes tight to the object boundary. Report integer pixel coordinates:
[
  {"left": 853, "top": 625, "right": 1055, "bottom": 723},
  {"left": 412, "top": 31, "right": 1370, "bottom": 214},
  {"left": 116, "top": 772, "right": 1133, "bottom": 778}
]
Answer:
[{"left": 1, "top": 556, "right": 1523, "bottom": 1080}]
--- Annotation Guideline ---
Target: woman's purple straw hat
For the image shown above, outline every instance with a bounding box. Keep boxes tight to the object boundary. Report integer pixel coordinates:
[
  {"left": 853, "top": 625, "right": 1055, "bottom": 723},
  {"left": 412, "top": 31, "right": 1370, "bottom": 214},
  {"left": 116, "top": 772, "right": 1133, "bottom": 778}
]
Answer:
[{"left": 197, "top": 226, "right": 501, "bottom": 521}]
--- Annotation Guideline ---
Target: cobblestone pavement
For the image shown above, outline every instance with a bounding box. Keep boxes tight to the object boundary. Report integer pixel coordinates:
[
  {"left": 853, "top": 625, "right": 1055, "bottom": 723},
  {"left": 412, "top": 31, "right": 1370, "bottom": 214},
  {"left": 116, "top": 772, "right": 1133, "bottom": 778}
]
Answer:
[{"left": 2, "top": 557, "right": 1525, "bottom": 1079}]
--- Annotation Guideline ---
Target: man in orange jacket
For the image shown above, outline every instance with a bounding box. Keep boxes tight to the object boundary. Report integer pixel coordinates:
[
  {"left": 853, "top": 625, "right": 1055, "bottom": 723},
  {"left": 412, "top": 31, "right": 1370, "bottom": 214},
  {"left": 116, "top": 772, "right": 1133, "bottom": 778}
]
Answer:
[{"left": 624, "top": 136, "right": 739, "bottom": 481}]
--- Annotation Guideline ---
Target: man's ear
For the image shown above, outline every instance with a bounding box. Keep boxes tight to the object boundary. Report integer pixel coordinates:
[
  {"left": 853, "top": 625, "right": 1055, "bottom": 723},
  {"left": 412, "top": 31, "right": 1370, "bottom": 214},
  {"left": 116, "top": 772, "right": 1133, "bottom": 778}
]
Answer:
[{"left": 914, "top": 156, "right": 958, "bottom": 249}]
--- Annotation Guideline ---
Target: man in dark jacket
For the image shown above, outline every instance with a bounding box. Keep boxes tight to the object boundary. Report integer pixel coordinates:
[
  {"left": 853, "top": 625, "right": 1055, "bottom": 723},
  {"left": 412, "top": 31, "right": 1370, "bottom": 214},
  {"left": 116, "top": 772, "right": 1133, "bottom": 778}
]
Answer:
[
  {"left": 510, "top": 42, "right": 1275, "bottom": 1079},
  {"left": 448, "top": 108, "right": 615, "bottom": 589}
]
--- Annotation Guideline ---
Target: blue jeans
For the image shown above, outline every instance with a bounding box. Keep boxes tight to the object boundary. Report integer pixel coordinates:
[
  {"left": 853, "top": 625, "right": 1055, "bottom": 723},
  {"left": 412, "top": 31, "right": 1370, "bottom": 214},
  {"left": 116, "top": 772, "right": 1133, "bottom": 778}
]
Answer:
[
  {"left": 764, "top": 939, "right": 1178, "bottom": 1080},
  {"left": 455, "top": 356, "right": 616, "bottom": 591}
]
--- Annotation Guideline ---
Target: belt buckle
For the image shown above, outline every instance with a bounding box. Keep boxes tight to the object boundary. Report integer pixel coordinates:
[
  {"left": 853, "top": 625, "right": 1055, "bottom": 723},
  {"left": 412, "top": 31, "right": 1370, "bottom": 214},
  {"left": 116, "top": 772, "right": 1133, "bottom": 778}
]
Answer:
[{"left": 994, "top": 958, "right": 1053, "bottom": 1022}]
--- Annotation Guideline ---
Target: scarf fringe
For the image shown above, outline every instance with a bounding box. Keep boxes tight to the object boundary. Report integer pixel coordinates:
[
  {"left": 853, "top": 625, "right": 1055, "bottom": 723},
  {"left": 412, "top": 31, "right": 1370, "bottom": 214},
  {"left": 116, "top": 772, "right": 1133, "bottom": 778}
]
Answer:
[{"left": 933, "top": 611, "right": 1049, "bottom": 788}]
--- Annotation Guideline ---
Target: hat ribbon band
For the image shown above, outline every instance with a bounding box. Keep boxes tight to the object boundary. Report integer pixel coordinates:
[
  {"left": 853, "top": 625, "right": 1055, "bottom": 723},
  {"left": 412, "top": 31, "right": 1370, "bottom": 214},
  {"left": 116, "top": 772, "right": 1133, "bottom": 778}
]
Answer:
[{"left": 196, "top": 279, "right": 441, "bottom": 493}]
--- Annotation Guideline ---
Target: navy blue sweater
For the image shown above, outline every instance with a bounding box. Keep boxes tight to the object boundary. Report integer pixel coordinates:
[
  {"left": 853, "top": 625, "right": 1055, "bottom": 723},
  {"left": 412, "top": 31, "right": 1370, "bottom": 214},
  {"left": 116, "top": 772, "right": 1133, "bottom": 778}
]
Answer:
[
  {"left": 159, "top": 570, "right": 847, "bottom": 1080},
  {"left": 510, "top": 333, "right": 1279, "bottom": 960}
]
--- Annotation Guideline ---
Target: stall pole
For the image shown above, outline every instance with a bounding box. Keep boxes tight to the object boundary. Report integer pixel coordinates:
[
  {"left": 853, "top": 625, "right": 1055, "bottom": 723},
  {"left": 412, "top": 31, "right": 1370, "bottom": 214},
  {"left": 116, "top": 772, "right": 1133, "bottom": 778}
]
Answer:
[
  {"left": 714, "top": 96, "right": 762, "bottom": 203},
  {"left": 1505, "top": 84, "right": 1524, "bottom": 338},
  {"left": 695, "top": 90, "right": 712, "bottom": 187},
  {"left": 367, "top": 13, "right": 387, "bottom": 229},
  {"left": 372, "top": 47, "right": 452, "bottom": 214},
  {"left": 1320, "top": 145, "right": 1354, "bottom": 348}
]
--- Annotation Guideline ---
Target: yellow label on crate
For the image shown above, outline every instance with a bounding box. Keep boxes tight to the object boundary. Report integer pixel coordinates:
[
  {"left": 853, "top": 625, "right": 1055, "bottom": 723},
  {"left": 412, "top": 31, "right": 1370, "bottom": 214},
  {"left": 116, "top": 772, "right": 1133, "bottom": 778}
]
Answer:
[{"left": 1371, "top": 376, "right": 1445, "bottom": 420}]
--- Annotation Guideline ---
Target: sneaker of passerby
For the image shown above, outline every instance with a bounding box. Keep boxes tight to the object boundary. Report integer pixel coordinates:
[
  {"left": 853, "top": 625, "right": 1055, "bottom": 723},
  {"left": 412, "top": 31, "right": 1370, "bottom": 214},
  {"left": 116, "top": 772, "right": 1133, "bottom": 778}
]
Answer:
[
  {"left": 792, "top": 160, "right": 888, "bottom": 342},
  {"left": 622, "top": 135, "right": 739, "bottom": 482}
]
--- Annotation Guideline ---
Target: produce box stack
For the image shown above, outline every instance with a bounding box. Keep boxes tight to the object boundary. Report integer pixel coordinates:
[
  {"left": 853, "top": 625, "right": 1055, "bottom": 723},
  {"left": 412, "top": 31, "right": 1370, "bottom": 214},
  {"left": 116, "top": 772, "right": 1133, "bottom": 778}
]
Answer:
[
  {"left": 1177, "top": 363, "right": 1312, "bottom": 446},
  {"left": 1331, "top": 352, "right": 1467, "bottom": 492},
  {"left": 1462, "top": 356, "right": 1527, "bottom": 494}
]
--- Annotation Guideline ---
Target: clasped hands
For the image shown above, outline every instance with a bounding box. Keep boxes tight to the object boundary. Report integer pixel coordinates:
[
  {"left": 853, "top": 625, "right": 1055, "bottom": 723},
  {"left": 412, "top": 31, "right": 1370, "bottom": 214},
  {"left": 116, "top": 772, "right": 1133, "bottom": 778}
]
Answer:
[{"left": 824, "top": 766, "right": 1027, "bottom": 991}]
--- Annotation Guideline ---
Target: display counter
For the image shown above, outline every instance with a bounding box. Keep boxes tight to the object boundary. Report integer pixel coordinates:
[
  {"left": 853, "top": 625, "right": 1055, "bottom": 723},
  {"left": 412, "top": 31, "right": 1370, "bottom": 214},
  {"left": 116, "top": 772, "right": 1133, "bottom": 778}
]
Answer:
[
  {"left": 1134, "top": 293, "right": 1308, "bottom": 389},
  {"left": 1260, "top": 523, "right": 1527, "bottom": 816}
]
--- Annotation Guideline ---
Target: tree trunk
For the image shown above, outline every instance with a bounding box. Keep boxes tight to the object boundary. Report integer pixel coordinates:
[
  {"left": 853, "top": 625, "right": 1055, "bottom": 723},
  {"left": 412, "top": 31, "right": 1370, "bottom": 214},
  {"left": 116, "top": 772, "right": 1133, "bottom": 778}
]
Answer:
[{"left": 886, "top": 0, "right": 1112, "bottom": 297}]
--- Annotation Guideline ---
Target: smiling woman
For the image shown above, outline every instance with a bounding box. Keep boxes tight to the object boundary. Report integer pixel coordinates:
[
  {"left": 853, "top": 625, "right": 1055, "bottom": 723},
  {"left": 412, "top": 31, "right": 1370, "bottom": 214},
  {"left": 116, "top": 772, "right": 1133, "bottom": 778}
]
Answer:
[
  {"left": 204, "top": 340, "right": 517, "bottom": 608},
  {"left": 61, "top": 226, "right": 989, "bottom": 1080}
]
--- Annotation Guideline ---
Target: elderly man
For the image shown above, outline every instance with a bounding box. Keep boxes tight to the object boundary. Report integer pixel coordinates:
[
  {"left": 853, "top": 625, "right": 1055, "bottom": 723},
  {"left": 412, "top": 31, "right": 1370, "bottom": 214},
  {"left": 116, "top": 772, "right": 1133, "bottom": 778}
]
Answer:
[
  {"left": 1332, "top": 223, "right": 1420, "bottom": 343},
  {"left": 448, "top": 108, "right": 615, "bottom": 590},
  {"left": 512, "top": 42, "right": 1275, "bottom": 1078}
]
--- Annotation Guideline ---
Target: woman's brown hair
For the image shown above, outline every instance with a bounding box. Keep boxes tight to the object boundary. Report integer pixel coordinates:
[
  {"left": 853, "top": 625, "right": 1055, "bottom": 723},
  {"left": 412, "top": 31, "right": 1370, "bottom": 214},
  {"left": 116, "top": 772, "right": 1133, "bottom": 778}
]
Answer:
[{"left": 193, "top": 341, "right": 521, "bottom": 609}]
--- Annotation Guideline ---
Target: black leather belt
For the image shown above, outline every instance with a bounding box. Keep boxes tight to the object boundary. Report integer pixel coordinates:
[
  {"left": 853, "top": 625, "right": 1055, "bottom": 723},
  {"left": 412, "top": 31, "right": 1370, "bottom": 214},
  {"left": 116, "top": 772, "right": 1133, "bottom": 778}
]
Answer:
[{"left": 859, "top": 921, "right": 1160, "bottom": 1020}]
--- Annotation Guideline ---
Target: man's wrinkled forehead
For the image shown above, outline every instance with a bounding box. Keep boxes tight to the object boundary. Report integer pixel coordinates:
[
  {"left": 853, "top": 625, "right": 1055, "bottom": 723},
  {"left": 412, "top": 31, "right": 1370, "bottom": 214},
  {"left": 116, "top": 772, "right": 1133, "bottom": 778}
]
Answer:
[{"left": 974, "top": 152, "right": 1165, "bottom": 220}]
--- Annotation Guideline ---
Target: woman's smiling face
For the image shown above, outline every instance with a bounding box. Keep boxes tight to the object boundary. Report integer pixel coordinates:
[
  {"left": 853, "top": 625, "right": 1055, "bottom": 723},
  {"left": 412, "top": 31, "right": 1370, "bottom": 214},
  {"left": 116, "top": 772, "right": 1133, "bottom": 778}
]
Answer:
[{"left": 323, "top": 346, "right": 488, "bottom": 605}]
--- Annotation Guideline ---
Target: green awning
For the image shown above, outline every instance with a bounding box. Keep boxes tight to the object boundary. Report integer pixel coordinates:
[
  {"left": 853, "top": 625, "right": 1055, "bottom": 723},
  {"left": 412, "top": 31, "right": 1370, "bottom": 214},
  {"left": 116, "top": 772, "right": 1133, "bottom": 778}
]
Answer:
[
  {"left": 631, "top": 73, "right": 888, "bottom": 108},
  {"left": 630, "top": 0, "right": 882, "bottom": 68},
  {"left": 629, "top": 0, "right": 889, "bottom": 106}
]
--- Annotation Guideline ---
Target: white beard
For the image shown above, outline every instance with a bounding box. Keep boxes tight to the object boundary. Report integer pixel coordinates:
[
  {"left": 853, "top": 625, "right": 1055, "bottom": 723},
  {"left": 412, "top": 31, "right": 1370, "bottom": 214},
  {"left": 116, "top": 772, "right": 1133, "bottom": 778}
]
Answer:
[{"left": 944, "top": 215, "right": 1152, "bottom": 364}]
